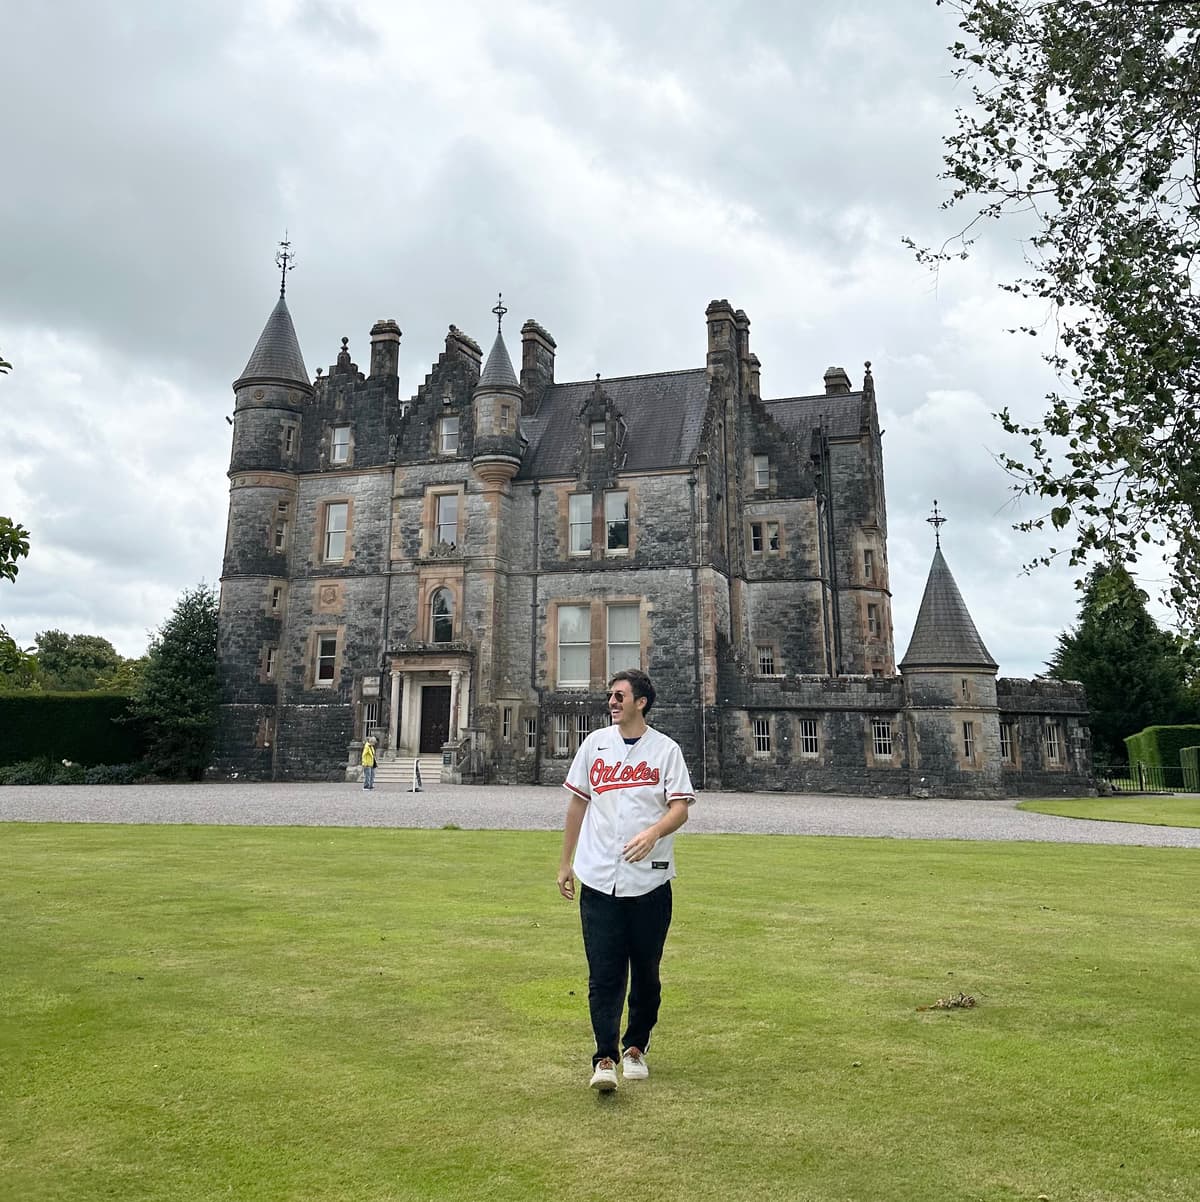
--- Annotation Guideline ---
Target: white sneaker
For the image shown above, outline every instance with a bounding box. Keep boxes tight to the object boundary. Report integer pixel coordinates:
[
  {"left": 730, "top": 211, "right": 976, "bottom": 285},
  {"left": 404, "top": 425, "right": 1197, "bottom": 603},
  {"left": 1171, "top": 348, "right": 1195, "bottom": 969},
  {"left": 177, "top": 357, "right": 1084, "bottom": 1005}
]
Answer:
[
  {"left": 589, "top": 1058, "right": 618, "bottom": 1091},
  {"left": 621, "top": 1048, "right": 649, "bottom": 1080}
]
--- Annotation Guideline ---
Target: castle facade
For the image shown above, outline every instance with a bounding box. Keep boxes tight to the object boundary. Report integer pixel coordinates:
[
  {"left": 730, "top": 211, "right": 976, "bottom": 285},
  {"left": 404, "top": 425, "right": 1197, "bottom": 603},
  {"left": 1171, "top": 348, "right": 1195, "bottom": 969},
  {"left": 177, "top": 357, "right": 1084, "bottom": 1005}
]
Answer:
[{"left": 215, "top": 287, "right": 1091, "bottom": 797}]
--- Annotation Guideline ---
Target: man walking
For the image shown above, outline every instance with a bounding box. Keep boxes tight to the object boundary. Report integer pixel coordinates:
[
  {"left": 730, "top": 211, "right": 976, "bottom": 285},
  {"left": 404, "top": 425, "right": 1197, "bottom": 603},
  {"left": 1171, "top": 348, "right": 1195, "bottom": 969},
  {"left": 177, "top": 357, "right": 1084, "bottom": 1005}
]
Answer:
[{"left": 557, "top": 669, "right": 695, "bottom": 1091}]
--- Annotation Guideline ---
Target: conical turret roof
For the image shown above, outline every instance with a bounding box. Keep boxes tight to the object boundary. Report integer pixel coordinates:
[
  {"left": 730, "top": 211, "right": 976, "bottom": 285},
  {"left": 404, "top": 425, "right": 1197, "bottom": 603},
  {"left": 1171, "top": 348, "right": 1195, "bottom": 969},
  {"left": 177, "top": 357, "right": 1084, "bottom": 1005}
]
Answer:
[
  {"left": 235, "top": 295, "right": 309, "bottom": 388},
  {"left": 900, "top": 546, "right": 997, "bottom": 670},
  {"left": 479, "top": 328, "right": 518, "bottom": 389}
]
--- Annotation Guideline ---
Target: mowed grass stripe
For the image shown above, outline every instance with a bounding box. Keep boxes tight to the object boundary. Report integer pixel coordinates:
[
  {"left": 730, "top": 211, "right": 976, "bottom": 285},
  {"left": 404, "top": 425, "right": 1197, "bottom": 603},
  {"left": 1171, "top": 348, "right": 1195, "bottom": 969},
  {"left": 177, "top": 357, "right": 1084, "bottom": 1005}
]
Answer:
[{"left": 1, "top": 824, "right": 1196, "bottom": 1202}]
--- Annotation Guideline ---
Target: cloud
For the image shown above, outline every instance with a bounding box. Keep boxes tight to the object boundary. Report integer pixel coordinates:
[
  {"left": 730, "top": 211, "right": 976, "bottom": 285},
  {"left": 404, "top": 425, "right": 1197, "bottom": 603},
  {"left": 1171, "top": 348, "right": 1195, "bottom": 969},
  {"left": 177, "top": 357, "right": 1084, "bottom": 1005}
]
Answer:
[{"left": 0, "top": 0, "right": 1145, "bottom": 680}]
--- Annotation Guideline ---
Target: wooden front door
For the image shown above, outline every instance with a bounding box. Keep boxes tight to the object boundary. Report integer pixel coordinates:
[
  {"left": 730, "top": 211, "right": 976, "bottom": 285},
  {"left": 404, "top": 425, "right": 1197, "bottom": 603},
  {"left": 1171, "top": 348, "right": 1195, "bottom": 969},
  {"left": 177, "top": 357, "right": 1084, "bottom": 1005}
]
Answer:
[{"left": 419, "top": 685, "right": 451, "bottom": 753}]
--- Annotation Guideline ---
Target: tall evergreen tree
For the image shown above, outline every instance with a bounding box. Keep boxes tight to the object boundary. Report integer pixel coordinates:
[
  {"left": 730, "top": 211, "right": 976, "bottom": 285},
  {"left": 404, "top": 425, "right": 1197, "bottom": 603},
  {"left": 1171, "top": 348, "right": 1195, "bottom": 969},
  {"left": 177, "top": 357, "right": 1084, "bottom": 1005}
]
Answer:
[
  {"left": 1046, "top": 563, "right": 1187, "bottom": 762},
  {"left": 128, "top": 583, "right": 219, "bottom": 781}
]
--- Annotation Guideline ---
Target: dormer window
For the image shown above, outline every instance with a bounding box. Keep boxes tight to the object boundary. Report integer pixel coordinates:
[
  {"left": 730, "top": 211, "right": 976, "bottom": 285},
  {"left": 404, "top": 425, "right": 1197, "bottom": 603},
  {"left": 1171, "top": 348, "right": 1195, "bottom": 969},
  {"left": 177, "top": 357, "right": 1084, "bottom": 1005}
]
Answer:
[
  {"left": 591, "top": 422, "right": 606, "bottom": 450},
  {"left": 331, "top": 426, "right": 350, "bottom": 464}
]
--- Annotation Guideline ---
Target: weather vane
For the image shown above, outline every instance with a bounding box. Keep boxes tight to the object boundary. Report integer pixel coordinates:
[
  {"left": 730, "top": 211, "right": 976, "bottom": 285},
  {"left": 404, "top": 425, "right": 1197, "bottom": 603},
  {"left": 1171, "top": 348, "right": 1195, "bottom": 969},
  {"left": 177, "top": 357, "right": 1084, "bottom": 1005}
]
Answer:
[
  {"left": 927, "top": 499, "right": 947, "bottom": 548},
  {"left": 492, "top": 291, "right": 507, "bottom": 332},
  {"left": 276, "top": 232, "right": 295, "bottom": 297}
]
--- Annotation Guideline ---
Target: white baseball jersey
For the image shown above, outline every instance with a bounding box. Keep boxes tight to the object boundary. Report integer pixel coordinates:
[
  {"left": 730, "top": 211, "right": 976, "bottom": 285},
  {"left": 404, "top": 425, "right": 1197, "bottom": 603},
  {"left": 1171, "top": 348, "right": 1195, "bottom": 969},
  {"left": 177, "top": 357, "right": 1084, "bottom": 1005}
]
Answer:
[{"left": 565, "top": 725, "right": 695, "bottom": 897}]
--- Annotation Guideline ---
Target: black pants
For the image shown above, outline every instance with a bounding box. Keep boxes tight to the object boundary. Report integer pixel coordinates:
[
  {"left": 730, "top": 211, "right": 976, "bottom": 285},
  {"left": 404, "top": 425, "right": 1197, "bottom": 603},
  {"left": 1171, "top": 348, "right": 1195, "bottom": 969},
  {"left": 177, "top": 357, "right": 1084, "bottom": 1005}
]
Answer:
[{"left": 579, "top": 881, "right": 673, "bottom": 1066}]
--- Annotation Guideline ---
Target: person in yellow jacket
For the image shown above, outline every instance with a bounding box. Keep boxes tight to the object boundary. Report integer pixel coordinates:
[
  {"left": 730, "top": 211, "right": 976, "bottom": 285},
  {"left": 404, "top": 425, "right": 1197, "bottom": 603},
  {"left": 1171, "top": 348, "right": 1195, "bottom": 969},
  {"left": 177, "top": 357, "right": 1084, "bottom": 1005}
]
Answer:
[{"left": 361, "top": 738, "right": 377, "bottom": 790}]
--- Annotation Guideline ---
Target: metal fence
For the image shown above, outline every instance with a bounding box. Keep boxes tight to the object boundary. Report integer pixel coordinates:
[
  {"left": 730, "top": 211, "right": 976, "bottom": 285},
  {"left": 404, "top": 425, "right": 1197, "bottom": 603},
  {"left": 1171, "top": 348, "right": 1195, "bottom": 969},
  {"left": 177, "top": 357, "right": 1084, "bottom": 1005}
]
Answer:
[{"left": 1096, "top": 763, "right": 1189, "bottom": 795}]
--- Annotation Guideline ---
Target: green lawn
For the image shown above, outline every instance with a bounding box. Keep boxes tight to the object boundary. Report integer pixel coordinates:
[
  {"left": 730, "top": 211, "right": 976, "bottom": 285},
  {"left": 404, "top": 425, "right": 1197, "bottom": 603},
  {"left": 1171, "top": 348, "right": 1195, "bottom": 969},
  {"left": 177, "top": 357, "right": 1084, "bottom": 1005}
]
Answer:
[
  {"left": 2, "top": 825, "right": 1197, "bottom": 1202},
  {"left": 1018, "top": 795, "right": 1200, "bottom": 828}
]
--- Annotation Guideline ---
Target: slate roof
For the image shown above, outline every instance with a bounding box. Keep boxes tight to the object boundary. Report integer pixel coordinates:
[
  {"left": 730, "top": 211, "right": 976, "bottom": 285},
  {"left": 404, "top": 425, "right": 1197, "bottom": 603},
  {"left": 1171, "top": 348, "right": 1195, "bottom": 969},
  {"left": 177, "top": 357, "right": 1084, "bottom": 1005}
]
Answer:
[
  {"left": 900, "top": 547, "right": 998, "bottom": 669},
  {"left": 762, "top": 392, "right": 864, "bottom": 447},
  {"left": 520, "top": 368, "right": 709, "bottom": 477},
  {"left": 480, "top": 329, "right": 519, "bottom": 389},
  {"left": 235, "top": 295, "right": 309, "bottom": 387}
]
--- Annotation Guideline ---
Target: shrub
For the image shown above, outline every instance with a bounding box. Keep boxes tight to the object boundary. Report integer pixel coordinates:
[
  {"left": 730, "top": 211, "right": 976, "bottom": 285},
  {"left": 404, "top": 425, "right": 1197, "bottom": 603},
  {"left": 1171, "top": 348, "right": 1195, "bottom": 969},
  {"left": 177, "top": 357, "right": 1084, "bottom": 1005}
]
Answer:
[
  {"left": 50, "top": 762, "right": 87, "bottom": 785},
  {"left": 0, "top": 758, "right": 56, "bottom": 785},
  {"left": 1124, "top": 724, "right": 1200, "bottom": 769},
  {"left": 0, "top": 693, "right": 148, "bottom": 767},
  {"left": 1182, "top": 747, "right": 1200, "bottom": 793}
]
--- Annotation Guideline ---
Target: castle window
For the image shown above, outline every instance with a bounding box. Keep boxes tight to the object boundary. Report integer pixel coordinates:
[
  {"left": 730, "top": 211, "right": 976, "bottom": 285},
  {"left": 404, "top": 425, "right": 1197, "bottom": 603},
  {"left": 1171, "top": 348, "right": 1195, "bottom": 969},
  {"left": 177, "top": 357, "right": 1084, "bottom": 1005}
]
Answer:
[
  {"left": 591, "top": 421, "right": 606, "bottom": 450},
  {"left": 430, "top": 588, "right": 454, "bottom": 644},
  {"left": 871, "top": 719, "right": 894, "bottom": 758},
  {"left": 499, "top": 404, "right": 513, "bottom": 433},
  {"left": 753, "top": 717, "right": 772, "bottom": 754},
  {"left": 555, "top": 713, "right": 571, "bottom": 757},
  {"left": 362, "top": 700, "right": 380, "bottom": 739},
  {"left": 961, "top": 678, "right": 969, "bottom": 699},
  {"left": 270, "top": 585, "right": 283, "bottom": 612},
  {"left": 436, "top": 494, "right": 458, "bottom": 547},
  {"left": 274, "top": 500, "right": 289, "bottom": 552},
  {"left": 963, "top": 721, "right": 976, "bottom": 761},
  {"left": 605, "top": 491, "right": 629, "bottom": 553},
  {"left": 331, "top": 426, "right": 351, "bottom": 464},
  {"left": 867, "top": 604, "right": 881, "bottom": 636},
  {"left": 750, "top": 521, "right": 780, "bottom": 555},
  {"left": 283, "top": 424, "right": 296, "bottom": 456},
  {"left": 439, "top": 416, "right": 459, "bottom": 454},
  {"left": 800, "top": 719, "right": 820, "bottom": 756},
  {"left": 557, "top": 604, "right": 590, "bottom": 689},
  {"left": 1000, "top": 722, "right": 1016, "bottom": 764},
  {"left": 265, "top": 646, "right": 277, "bottom": 680},
  {"left": 606, "top": 603, "right": 640, "bottom": 676},
  {"left": 316, "top": 635, "right": 338, "bottom": 685},
  {"left": 502, "top": 706, "right": 513, "bottom": 741},
  {"left": 863, "top": 548, "right": 875, "bottom": 582},
  {"left": 524, "top": 716, "right": 538, "bottom": 753},
  {"left": 753, "top": 454, "right": 770, "bottom": 490},
  {"left": 323, "top": 502, "right": 348, "bottom": 561},
  {"left": 756, "top": 645, "right": 776, "bottom": 675},
  {"left": 569, "top": 493, "right": 591, "bottom": 555},
  {"left": 1044, "top": 723, "right": 1062, "bottom": 764}
]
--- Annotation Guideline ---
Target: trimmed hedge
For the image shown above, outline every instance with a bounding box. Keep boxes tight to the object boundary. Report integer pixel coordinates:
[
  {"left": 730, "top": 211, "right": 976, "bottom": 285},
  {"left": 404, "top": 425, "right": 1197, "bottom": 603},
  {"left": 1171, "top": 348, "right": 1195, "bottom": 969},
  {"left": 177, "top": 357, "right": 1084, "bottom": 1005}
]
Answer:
[
  {"left": 1182, "top": 746, "right": 1200, "bottom": 793},
  {"left": 1124, "top": 724, "right": 1200, "bottom": 771},
  {"left": 0, "top": 693, "right": 148, "bottom": 767}
]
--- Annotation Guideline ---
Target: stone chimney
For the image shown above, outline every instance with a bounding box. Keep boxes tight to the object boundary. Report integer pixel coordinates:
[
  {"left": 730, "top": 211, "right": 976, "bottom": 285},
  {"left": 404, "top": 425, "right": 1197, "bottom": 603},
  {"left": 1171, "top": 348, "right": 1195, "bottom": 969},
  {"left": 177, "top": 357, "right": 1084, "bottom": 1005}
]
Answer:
[
  {"left": 369, "top": 319, "right": 401, "bottom": 378},
  {"left": 824, "top": 366, "right": 852, "bottom": 395},
  {"left": 520, "top": 319, "right": 556, "bottom": 400},
  {"left": 746, "top": 352, "right": 761, "bottom": 399}
]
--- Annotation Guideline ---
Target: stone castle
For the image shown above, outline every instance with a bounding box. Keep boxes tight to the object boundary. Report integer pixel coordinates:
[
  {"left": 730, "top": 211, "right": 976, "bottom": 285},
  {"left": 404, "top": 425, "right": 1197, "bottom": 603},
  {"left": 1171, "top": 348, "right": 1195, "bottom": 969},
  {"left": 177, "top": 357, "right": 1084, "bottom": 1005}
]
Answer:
[{"left": 215, "top": 280, "right": 1092, "bottom": 796}]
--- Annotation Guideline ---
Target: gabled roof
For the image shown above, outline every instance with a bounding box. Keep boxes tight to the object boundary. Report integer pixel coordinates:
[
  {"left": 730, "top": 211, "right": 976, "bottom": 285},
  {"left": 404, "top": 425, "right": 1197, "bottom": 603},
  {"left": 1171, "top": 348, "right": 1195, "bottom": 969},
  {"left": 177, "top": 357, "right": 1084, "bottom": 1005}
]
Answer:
[
  {"left": 900, "top": 546, "right": 998, "bottom": 670},
  {"left": 480, "top": 329, "right": 519, "bottom": 389},
  {"left": 762, "top": 392, "right": 864, "bottom": 447},
  {"left": 520, "top": 368, "right": 709, "bottom": 477},
  {"left": 235, "top": 295, "right": 309, "bottom": 388}
]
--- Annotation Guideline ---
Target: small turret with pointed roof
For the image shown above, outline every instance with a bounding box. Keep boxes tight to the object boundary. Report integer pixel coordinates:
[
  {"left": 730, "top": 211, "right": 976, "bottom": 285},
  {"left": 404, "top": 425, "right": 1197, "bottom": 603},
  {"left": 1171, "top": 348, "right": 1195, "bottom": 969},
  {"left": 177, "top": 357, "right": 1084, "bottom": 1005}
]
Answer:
[
  {"left": 234, "top": 236, "right": 310, "bottom": 391},
  {"left": 471, "top": 293, "right": 524, "bottom": 491},
  {"left": 900, "top": 502, "right": 997, "bottom": 670}
]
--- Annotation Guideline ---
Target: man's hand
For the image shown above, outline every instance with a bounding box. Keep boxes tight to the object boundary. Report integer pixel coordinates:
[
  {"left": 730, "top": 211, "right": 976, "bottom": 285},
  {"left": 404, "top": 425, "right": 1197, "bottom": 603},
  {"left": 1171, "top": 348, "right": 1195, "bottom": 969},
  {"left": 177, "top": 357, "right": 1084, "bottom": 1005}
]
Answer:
[
  {"left": 622, "top": 827, "right": 659, "bottom": 863},
  {"left": 557, "top": 866, "right": 576, "bottom": 899}
]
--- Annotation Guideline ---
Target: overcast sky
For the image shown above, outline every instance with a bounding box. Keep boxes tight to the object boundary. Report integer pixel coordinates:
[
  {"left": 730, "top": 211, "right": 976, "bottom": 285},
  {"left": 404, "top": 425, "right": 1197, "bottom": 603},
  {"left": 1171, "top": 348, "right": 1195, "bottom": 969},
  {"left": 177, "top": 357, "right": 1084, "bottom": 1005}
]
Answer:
[{"left": 0, "top": 0, "right": 1155, "bottom": 677}]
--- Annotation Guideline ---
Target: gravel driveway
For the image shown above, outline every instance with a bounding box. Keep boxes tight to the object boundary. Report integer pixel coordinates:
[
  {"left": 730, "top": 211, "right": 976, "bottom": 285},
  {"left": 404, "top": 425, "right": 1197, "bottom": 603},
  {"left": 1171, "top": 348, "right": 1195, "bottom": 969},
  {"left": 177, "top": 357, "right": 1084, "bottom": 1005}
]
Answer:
[{"left": 2, "top": 781, "right": 1197, "bottom": 848}]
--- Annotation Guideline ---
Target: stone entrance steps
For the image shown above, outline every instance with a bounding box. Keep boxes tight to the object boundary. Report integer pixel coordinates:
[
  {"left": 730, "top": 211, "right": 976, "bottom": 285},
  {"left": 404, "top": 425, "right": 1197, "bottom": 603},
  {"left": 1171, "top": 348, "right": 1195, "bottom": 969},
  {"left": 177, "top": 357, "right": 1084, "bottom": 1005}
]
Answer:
[{"left": 370, "top": 756, "right": 443, "bottom": 789}]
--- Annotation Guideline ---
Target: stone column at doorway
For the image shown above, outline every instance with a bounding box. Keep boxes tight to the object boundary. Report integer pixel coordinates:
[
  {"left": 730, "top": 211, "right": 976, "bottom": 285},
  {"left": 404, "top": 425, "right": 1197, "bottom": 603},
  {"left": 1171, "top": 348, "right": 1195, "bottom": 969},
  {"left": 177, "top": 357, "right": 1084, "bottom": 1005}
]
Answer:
[
  {"left": 388, "top": 669, "right": 402, "bottom": 752},
  {"left": 449, "top": 669, "right": 461, "bottom": 742}
]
